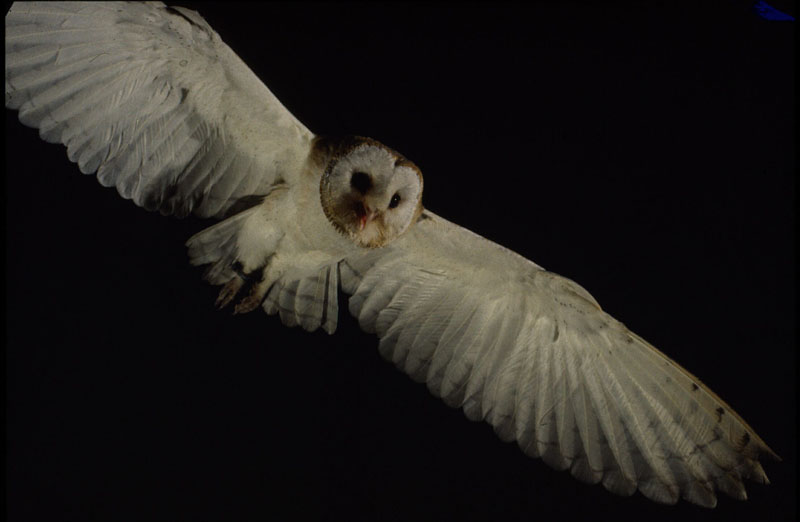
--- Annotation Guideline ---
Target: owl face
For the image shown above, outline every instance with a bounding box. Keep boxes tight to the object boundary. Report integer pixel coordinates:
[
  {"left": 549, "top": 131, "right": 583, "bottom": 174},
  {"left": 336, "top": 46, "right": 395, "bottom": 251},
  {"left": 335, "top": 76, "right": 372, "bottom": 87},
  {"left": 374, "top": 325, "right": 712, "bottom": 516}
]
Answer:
[{"left": 320, "top": 137, "right": 423, "bottom": 248}]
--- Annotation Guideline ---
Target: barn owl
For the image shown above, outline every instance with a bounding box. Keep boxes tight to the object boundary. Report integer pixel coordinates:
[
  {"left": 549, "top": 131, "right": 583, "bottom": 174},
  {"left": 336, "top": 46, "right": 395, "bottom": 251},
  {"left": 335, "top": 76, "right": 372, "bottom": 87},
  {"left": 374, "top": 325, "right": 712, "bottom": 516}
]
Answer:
[{"left": 4, "top": 1, "right": 779, "bottom": 508}]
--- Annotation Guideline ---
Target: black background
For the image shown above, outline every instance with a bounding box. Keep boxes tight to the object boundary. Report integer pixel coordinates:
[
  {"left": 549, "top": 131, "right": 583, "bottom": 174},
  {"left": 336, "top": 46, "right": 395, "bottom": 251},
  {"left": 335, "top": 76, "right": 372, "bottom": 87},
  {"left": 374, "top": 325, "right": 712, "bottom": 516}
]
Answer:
[{"left": 6, "top": 2, "right": 795, "bottom": 521}]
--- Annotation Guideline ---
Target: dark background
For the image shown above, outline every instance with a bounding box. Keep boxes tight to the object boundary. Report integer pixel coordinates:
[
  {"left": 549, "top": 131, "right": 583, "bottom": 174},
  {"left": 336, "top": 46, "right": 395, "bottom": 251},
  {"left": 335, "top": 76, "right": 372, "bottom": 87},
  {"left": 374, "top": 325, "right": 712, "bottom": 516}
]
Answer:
[{"left": 6, "top": 2, "right": 795, "bottom": 521}]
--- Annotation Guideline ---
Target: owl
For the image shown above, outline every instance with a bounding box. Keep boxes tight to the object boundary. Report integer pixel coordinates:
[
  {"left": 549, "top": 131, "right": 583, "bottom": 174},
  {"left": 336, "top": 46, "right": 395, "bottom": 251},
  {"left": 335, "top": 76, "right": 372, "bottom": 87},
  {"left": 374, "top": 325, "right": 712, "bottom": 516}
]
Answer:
[{"left": 4, "top": 1, "right": 781, "bottom": 510}]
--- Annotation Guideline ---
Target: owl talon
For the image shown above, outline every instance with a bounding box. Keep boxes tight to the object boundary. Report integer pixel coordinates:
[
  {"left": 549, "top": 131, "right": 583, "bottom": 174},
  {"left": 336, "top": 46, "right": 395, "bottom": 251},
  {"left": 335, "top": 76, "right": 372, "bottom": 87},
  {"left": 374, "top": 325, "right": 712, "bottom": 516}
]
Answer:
[
  {"left": 215, "top": 278, "right": 243, "bottom": 309},
  {"left": 233, "top": 294, "right": 262, "bottom": 315},
  {"left": 233, "top": 279, "right": 271, "bottom": 315}
]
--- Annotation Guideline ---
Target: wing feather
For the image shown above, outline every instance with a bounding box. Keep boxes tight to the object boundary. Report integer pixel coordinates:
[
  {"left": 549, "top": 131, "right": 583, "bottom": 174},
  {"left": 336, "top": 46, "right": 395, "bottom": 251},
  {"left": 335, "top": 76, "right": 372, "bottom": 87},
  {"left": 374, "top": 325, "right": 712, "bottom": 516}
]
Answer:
[
  {"left": 564, "top": 330, "right": 603, "bottom": 483},
  {"left": 262, "top": 264, "right": 339, "bottom": 335},
  {"left": 340, "top": 211, "right": 777, "bottom": 506},
  {"left": 404, "top": 289, "right": 459, "bottom": 382},
  {"left": 5, "top": 1, "right": 313, "bottom": 218},
  {"left": 440, "top": 301, "right": 497, "bottom": 409},
  {"left": 426, "top": 300, "right": 481, "bottom": 397}
]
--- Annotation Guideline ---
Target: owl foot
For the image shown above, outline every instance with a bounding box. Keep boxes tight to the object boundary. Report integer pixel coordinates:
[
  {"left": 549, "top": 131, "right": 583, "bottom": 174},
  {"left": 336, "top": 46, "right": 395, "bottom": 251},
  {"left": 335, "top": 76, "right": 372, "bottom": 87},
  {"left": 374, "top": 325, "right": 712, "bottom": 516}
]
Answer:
[
  {"left": 233, "top": 279, "right": 270, "bottom": 315},
  {"left": 215, "top": 277, "right": 243, "bottom": 309}
]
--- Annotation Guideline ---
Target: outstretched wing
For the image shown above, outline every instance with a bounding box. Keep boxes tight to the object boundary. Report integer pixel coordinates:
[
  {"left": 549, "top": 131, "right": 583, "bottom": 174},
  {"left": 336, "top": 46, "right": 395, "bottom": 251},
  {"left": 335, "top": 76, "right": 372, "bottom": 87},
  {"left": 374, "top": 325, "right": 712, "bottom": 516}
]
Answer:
[
  {"left": 5, "top": 1, "right": 313, "bottom": 218},
  {"left": 339, "top": 211, "right": 777, "bottom": 507}
]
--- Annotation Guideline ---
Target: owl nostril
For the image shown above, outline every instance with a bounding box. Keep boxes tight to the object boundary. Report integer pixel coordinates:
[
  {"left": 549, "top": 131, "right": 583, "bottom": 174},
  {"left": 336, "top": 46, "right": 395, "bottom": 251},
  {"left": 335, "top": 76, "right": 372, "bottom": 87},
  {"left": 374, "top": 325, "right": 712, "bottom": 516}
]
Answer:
[{"left": 350, "top": 171, "right": 372, "bottom": 195}]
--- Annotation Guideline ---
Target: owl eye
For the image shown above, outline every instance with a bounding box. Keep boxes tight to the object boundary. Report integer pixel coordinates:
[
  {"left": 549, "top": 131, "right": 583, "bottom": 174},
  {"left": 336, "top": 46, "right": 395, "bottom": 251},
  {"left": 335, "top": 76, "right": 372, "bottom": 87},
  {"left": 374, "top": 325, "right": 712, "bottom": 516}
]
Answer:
[
  {"left": 350, "top": 171, "right": 372, "bottom": 194},
  {"left": 389, "top": 193, "right": 401, "bottom": 209}
]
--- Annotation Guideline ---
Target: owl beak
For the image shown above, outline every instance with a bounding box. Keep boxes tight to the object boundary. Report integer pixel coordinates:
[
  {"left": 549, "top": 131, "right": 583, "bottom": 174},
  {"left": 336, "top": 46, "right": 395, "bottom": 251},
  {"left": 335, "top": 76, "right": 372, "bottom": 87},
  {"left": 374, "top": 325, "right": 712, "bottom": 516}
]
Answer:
[{"left": 358, "top": 204, "right": 378, "bottom": 231}]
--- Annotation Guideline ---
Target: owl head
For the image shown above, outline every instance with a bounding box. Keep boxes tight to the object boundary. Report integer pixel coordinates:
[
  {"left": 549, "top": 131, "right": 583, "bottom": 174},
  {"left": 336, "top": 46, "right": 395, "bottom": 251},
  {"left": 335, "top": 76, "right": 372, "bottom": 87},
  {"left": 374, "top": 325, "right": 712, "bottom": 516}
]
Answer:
[{"left": 319, "top": 136, "right": 423, "bottom": 248}]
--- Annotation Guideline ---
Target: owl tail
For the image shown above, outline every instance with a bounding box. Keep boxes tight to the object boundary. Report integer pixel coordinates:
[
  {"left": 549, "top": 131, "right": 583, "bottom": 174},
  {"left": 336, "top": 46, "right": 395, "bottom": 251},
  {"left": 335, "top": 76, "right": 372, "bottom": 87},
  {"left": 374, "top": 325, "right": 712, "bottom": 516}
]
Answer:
[
  {"left": 185, "top": 205, "right": 340, "bottom": 334},
  {"left": 262, "top": 264, "right": 340, "bottom": 335}
]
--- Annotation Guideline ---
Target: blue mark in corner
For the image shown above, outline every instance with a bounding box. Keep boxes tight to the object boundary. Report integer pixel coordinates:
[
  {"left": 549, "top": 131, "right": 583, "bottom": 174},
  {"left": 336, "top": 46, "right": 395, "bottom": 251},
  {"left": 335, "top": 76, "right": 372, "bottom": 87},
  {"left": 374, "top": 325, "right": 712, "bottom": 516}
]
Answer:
[{"left": 752, "top": 1, "right": 795, "bottom": 20}]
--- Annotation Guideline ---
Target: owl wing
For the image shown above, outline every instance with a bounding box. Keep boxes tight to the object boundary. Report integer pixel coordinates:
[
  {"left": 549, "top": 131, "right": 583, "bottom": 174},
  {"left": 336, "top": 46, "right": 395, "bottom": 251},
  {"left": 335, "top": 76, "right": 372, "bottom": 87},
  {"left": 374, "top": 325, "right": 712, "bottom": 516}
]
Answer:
[
  {"left": 339, "top": 211, "right": 777, "bottom": 507},
  {"left": 5, "top": 1, "right": 313, "bottom": 218}
]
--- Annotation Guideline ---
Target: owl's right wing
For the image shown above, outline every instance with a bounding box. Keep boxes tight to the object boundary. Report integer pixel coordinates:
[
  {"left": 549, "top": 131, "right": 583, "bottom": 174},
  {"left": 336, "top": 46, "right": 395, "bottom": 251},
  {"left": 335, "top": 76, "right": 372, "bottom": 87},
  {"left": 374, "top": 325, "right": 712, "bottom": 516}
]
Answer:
[
  {"left": 5, "top": 1, "right": 313, "bottom": 218},
  {"left": 339, "top": 211, "right": 777, "bottom": 507}
]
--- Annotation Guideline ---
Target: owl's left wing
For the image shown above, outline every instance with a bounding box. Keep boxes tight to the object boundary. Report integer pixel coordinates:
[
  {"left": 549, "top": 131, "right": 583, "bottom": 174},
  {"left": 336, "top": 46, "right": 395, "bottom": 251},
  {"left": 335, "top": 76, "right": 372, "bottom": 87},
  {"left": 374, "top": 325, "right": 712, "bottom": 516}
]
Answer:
[{"left": 339, "top": 211, "right": 777, "bottom": 507}]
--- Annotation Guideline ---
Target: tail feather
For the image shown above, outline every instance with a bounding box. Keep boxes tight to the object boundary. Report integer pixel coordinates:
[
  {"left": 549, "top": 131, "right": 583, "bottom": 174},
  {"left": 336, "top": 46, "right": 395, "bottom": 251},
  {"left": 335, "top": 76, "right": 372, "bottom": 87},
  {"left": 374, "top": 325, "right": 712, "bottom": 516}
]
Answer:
[{"left": 264, "top": 264, "right": 339, "bottom": 334}]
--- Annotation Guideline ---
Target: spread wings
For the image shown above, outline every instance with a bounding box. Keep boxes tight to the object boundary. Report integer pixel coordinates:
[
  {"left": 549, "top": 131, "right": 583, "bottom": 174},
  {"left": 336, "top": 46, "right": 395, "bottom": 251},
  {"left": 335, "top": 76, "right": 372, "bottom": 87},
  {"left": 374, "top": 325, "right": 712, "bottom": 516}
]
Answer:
[
  {"left": 5, "top": 1, "right": 313, "bottom": 218},
  {"left": 339, "top": 211, "right": 777, "bottom": 507}
]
